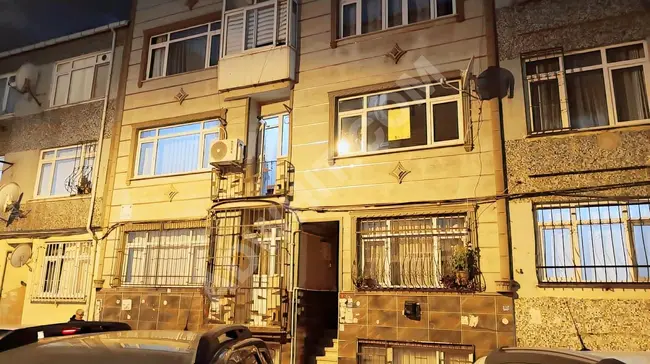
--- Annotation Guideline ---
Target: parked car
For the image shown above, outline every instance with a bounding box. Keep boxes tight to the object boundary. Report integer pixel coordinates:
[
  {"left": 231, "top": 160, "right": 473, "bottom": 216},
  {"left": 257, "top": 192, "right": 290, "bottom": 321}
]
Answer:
[
  {"left": 0, "top": 321, "right": 273, "bottom": 364},
  {"left": 475, "top": 347, "right": 650, "bottom": 364}
]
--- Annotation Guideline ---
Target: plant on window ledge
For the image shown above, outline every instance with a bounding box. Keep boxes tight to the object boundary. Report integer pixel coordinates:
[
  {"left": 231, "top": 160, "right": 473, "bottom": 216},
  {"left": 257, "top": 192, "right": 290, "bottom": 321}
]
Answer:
[
  {"left": 440, "top": 245, "right": 481, "bottom": 292},
  {"left": 352, "top": 261, "right": 378, "bottom": 290}
]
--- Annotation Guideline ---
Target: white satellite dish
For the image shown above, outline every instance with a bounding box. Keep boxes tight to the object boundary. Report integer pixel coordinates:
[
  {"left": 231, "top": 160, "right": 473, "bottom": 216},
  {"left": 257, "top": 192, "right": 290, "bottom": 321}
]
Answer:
[
  {"left": 9, "top": 63, "right": 41, "bottom": 106},
  {"left": 0, "top": 183, "right": 21, "bottom": 213},
  {"left": 10, "top": 244, "right": 32, "bottom": 268},
  {"left": 462, "top": 55, "right": 475, "bottom": 90}
]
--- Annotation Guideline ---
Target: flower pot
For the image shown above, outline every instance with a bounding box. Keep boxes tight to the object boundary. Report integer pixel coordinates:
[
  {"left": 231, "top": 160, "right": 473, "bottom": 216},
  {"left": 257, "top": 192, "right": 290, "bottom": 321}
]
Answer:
[{"left": 456, "top": 270, "right": 469, "bottom": 285}]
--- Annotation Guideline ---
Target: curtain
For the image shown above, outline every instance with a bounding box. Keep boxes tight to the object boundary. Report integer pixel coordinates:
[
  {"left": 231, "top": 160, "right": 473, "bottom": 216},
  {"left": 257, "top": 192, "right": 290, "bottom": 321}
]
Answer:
[
  {"left": 612, "top": 66, "right": 650, "bottom": 122},
  {"left": 393, "top": 348, "right": 438, "bottom": 364},
  {"left": 167, "top": 36, "right": 207, "bottom": 76},
  {"left": 341, "top": 3, "right": 357, "bottom": 37},
  {"left": 387, "top": 0, "right": 403, "bottom": 27},
  {"left": 542, "top": 228, "right": 574, "bottom": 281},
  {"left": 363, "top": 239, "right": 390, "bottom": 286},
  {"left": 530, "top": 79, "right": 562, "bottom": 131},
  {"left": 408, "top": 0, "right": 431, "bottom": 24},
  {"left": 633, "top": 225, "right": 650, "bottom": 280},
  {"left": 155, "top": 134, "right": 200, "bottom": 175},
  {"left": 362, "top": 0, "right": 382, "bottom": 34},
  {"left": 68, "top": 67, "right": 93, "bottom": 103},
  {"left": 566, "top": 70, "right": 609, "bottom": 129}
]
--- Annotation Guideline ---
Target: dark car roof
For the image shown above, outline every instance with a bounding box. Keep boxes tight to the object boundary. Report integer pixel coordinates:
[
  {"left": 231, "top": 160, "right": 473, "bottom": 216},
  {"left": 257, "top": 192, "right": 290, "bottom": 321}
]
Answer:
[{"left": 0, "top": 330, "right": 201, "bottom": 364}]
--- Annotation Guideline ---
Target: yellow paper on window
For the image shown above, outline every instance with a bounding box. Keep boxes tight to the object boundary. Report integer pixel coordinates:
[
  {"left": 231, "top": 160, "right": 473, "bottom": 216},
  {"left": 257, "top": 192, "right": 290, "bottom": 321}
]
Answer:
[{"left": 388, "top": 107, "right": 411, "bottom": 141}]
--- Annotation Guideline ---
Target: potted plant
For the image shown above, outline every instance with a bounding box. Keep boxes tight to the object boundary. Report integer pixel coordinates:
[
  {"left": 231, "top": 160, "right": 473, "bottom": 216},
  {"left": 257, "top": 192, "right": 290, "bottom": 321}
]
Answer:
[{"left": 452, "top": 245, "right": 470, "bottom": 284}]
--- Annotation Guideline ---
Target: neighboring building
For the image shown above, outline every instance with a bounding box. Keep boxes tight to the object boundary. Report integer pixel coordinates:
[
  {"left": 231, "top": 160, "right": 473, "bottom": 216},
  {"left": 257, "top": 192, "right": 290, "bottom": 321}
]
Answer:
[
  {"left": 94, "top": 0, "right": 514, "bottom": 362},
  {"left": 0, "top": 22, "right": 128, "bottom": 325},
  {"left": 497, "top": 0, "right": 650, "bottom": 351}
]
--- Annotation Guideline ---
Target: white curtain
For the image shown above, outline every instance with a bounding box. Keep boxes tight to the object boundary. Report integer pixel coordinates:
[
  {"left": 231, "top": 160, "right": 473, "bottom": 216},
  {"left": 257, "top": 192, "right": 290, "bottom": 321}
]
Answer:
[
  {"left": 68, "top": 67, "right": 94, "bottom": 103},
  {"left": 612, "top": 66, "right": 650, "bottom": 122},
  {"left": 155, "top": 134, "right": 200, "bottom": 175},
  {"left": 149, "top": 48, "right": 165, "bottom": 78},
  {"left": 393, "top": 348, "right": 438, "bottom": 364},
  {"left": 530, "top": 79, "right": 562, "bottom": 131},
  {"left": 567, "top": 70, "right": 609, "bottom": 128}
]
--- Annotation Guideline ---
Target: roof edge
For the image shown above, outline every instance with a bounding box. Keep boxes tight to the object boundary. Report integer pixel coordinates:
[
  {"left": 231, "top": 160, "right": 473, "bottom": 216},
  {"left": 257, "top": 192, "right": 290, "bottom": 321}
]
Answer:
[{"left": 0, "top": 20, "right": 129, "bottom": 60}]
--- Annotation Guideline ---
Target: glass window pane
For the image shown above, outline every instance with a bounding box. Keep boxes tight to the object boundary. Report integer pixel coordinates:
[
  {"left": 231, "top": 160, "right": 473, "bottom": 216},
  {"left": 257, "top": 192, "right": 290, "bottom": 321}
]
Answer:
[
  {"left": 525, "top": 58, "right": 560, "bottom": 75},
  {"left": 72, "top": 56, "right": 95, "bottom": 69},
  {"left": 338, "top": 115, "right": 362, "bottom": 155},
  {"left": 57, "top": 147, "right": 80, "bottom": 159},
  {"left": 542, "top": 228, "right": 574, "bottom": 281},
  {"left": 387, "top": 0, "right": 403, "bottom": 27},
  {"left": 430, "top": 82, "right": 460, "bottom": 97},
  {"left": 408, "top": 0, "right": 431, "bottom": 24},
  {"left": 149, "top": 48, "right": 166, "bottom": 78},
  {"left": 632, "top": 224, "right": 650, "bottom": 280},
  {"left": 38, "top": 163, "right": 53, "bottom": 196},
  {"left": 167, "top": 36, "right": 208, "bottom": 76},
  {"left": 140, "top": 130, "right": 156, "bottom": 138},
  {"left": 155, "top": 134, "right": 200, "bottom": 175},
  {"left": 433, "top": 101, "right": 459, "bottom": 142},
  {"left": 629, "top": 203, "right": 650, "bottom": 219},
  {"left": 564, "top": 51, "right": 602, "bottom": 69},
  {"left": 566, "top": 70, "right": 609, "bottom": 129},
  {"left": 151, "top": 34, "right": 168, "bottom": 44},
  {"left": 57, "top": 62, "right": 72, "bottom": 73},
  {"left": 367, "top": 103, "right": 427, "bottom": 151},
  {"left": 339, "top": 98, "right": 363, "bottom": 112},
  {"left": 5, "top": 85, "right": 19, "bottom": 114},
  {"left": 68, "top": 67, "right": 93, "bottom": 103},
  {"left": 51, "top": 159, "right": 77, "bottom": 196},
  {"left": 42, "top": 151, "right": 55, "bottom": 159},
  {"left": 362, "top": 0, "right": 382, "bottom": 34},
  {"left": 92, "top": 63, "right": 109, "bottom": 98},
  {"left": 203, "top": 133, "right": 218, "bottom": 168},
  {"left": 209, "top": 34, "right": 221, "bottom": 66},
  {"left": 607, "top": 43, "right": 645, "bottom": 63},
  {"left": 159, "top": 122, "right": 201, "bottom": 136},
  {"left": 281, "top": 114, "right": 290, "bottom": 156},
  {"left": 367, "top": 87, "right": 425, "bottom": 107},
  {"left": 0, "top": 78, "right": 6, "bottom": 113},
  {"left": 578, "top": 223, "right": 629, "bottom": 282},
  {"left": 264, "top": 116, "right": 279, "bottom": 128},
  {"left": 54, "top": 74, "right": 70, "bottom": 106},
  {"left": 342, "top": 3, "right": 357, "bottom": 38},
  {"left": 204, "top": 120, "right": 220, "bottom": 129},
  {"left": 263, "top": 124, "right": 279, "bottom": 162},
  {"left": 612, "top": 66, "right": 650, "bottom": 122},
  {"left": 138, "top": 142, "right": 154, "bottom": 176},
  {"left": 530, "top": 79, "right": 562, "bottom": 132},
  {"left": 170, "top": 25, "right": 208, "bottom": 40},
  {"left": 210, "top": 21, "right": 221, "bottom": 31},
  {"left": 436, "top": 0, "right": 454, "bottom": 16}
]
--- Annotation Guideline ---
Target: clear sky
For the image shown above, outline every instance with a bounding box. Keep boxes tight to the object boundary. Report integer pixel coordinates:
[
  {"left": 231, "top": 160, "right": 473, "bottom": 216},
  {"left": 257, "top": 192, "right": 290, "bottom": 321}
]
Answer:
[{"left": 0, "top": 0, "right": 132, "bottom": 52}]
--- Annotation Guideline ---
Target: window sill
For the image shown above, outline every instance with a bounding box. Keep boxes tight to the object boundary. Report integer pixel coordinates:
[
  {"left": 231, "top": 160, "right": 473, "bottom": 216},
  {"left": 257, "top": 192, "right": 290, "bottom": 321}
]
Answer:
[
  {"left": 331, "top": 140, "right": 464, "bottom": 164},
  {"left": 29, "top": 194, "right": 91, "bottom": 203},
  {"left": 130, "top": 169, "right": 211, "bottom": 182},
  {"left": 140, "top": 65, "right": 218, "bottom": 87},
  {"left": 537, "top": 282, "right": 650, "bottom": 290},
  {"left": 0, "top": 113, "right": 15, "bottom": 121},
  {"left": 48, "top": 97, "right": 105, "bottom": 111},
  {"left": 31, "top": 297, "right": 87, "bottom": 304},
  {"left": 332, "top": 14, "right": 460, "bottom": 48},
  {"left": 355, "top": 286, "right": 480, "bottom": 293},
  {"left": 526, "top": 119, "right": 650, "bottom": 139}
]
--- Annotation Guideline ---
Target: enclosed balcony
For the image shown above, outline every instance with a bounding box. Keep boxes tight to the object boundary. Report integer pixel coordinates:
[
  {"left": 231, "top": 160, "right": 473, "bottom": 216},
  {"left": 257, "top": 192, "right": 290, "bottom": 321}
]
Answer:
[
  {"left": 218, "top": 0, "right": 297, "bottom": 92},
  {"left": 211, "top": 159, "right": 294, "bottom": 202}
]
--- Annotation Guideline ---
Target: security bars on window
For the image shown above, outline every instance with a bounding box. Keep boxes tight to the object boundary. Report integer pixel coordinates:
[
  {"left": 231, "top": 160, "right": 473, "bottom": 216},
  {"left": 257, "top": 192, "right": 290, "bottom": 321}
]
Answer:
[
  {"left": 535, "top": 202, "right": 650, "bottom": 284},
  {"left": 524, "top": 41, "right": 650, "bottom": 133},
  {"left": 33, "top": 242, "right": 92, "bottom": 302},
  {"left": 358, "top": 341, "right": 473, "bottom": 364},
  {"left": 356, "top": 214, "right": 469, "bottom": 289}
]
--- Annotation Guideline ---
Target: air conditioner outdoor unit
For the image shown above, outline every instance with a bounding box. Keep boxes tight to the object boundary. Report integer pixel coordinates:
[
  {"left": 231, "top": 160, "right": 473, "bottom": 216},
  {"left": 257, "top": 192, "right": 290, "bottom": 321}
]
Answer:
[{"left": 210, "top": 139, "right": 245, "bottom": 166}]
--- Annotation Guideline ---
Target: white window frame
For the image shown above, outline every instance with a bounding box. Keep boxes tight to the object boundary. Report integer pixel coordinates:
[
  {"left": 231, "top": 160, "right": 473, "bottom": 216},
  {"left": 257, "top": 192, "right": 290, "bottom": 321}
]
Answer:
[
  {"left": 260, "top": 113, "right": 290, "bottom": 159},
  {"left": 32, "top": 241, "right": 92, "bottom": 302},
  {"left": 336, "top": 81, "right": 464, "bottom": 157},
  {"left": 146, "top": 21, "right": 221, "bottom": 80},
  {"left": 50, "top": 51, "right": 111, "bottom": 107},
  {"left": 338, "top": 0, "right": 457, "bottom": 39},
  {"left": 0, "top": 73, "right": 17, "bottom": 116},
  {"left": 34, "top": 143, "right": 97, "bottom": 199},
  {"left": 0, "top": 156, "right": 4, "bottom": 181},
  {"left": 524, "top": 41, "right": 650, "bottom": 133},
  {"left": 134, "top": 120, "right": 221, "bottom": 178}
]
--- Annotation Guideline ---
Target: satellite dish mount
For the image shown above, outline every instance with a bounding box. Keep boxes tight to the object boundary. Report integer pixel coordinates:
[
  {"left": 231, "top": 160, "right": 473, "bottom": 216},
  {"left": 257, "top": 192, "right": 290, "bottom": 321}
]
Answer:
[
  {"left": 9, "top": 63, "right": 41, "bottom": 107},
  {"left": 0, "top": 183, "right": 29, "bottom": 227},
  {"left": 10, "top": 244, "right": 33, "bottom": 271}
]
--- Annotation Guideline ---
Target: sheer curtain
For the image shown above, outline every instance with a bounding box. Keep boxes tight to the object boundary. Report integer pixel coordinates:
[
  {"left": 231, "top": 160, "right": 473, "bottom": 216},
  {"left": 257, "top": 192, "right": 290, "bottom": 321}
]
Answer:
[
  {"left": 530, "top": 79, "right": 562, "bottom": 131},
  {"left": 167, "top": 37, "right": 207, "bottom": 76},
  {"left": 612, "top": 66, "right": 650, "bottom": 121},
  {"left": 393, "top": 348, "right": 438, "bottom": 364},
  {"left": 155, "top": 134, "right": 200, "bottom": 175},
  {"left": 567, "top": 70, "right": 609, "bottom": 129}
]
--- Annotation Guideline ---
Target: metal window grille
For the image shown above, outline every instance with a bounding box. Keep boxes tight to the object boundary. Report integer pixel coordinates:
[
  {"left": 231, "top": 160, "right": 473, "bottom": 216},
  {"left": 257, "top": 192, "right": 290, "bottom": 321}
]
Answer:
[
  {"left": 358, "top": 341, "right": 473, "bottom": 364},
  {"left": 121, "top": 227, "right": 208, "bottom": 287},
  {"left": 535, "top": 201, "right": 650, "bottom": 283},
  {"left": 32, "top": 242, "right": 92, "bottom": 302},
  {"left": 356, "top": 214, "right": 469, "bottom": 289}
]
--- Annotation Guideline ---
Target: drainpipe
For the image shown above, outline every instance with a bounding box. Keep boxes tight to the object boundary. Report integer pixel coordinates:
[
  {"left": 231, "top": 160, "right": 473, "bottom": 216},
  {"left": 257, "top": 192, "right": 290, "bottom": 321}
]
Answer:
[{"left": 85, "top": 26, "right": 117, "bottom": 318}]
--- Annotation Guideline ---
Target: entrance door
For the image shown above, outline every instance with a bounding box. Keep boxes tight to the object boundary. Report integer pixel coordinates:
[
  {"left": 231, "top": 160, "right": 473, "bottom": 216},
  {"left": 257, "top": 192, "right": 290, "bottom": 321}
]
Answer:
[{"left": 0, "top": 249, "right": 28, "bottom": 325}]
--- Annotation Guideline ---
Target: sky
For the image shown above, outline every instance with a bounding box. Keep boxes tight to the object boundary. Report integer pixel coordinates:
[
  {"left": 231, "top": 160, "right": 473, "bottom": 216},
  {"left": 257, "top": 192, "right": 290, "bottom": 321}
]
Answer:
[{"left": 0, "top": 0, "right": 132, "bottom": 52}]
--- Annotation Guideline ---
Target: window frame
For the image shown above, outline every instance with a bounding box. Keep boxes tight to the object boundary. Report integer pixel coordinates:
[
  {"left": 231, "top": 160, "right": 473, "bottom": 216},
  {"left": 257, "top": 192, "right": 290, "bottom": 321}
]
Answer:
[
  {"left": 145, "top": 21, "right": 221, "bottom": 80},
  {"left": 134, "top": 119, "right": 221, "bottom": 178},
  {"left": 260, "top": 113, "right": 290, "bottom": 160},
  {"left": 50, "top": 51, "right": 111, "bottom": 107},
  {"left": 32, "top": 241, "right": 92, "bottom": 302},
  {"left": 0, "top": 73, "right": 17, "bottom": 116},
  {"left": 338, "top": 0, "right": 457, "bottom": 39},
  {"left": 335, "top": 81, "right": 464, "bottom": 157},
  {"left": 0, "top": 155, "right": 4, "bottom": 181},
  {"left": 524, "top": 41, "right": 650, "bottom": 134},
  {"left": 34, "top": 143, "right": 97, "bottom": 199}
]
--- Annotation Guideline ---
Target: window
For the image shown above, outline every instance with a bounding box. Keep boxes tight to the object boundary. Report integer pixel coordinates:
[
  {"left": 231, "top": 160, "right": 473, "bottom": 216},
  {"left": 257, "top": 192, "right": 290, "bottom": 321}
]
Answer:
[
  {"left": 0, "top": 156, "right": 4, "bottom": 181},
  {"left": 358, "top": 342, "right": 473, "bottom": 364},
  {"left": 33, "top": 242, "right": 91, "bottom": 301},
  {"left": 535, "top": 202, "right": 650, "bottom": 283},
  {"left": 135, "top": 120, "right": 221, "bottom": 177},
  {"left": 339, "top": 0, "right": 455, "bottom": 38},
  {"left": 0, "top": 74, "right": 20, "bottom": 115},
  {"left": 52, "top": 52, "right": 111, "bottom": 107},
  {"left": 259, "top": 114, "right": 290, "bottom": 194},
  {"left": 36, "top": 143, "right": 96, "bottom": 198},
  {"left": 524, "top": 42, "right": 650, "bottom": 133},
  {"left": 122, "top": 228, "right": 207, "bottom": 286},
  {"left": 147, "top": 21, "right": 221, "bottom": 79},
  {"left": 222, "top": 0, "right": 294, "bottom": 56},
  {"left": 336, "top": 81, "right": 462, "bottom": 156},
  {"left": 357, "top": 214, "right": 469, "bottom": 289}
]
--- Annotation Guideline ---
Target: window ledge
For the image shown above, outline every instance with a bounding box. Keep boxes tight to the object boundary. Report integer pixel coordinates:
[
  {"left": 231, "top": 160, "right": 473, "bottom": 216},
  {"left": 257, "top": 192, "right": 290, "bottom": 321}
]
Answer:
[
  {"left": 356, "top": 286, "right": 480, "bottom": 294},
  {"left": 30, "top": 297, "right": 87, "bottom": 304},
  {"left": 332, "top": 14, "right": 460, "bottom": 48},
  {"left": 221, "top": 44, "right": 294, "bottom": 60},
  {"left": 48, "top": 98, "right": 105, "bottom": 112},
  {"left": 0, "top": 113, "right": 15, "bottom": 121},
  {"left": 130, "top": 169, "right": 211, "bottom": 183},
  {"left": 28, "top": 195, "right": 91, "bottom": 203},
  {"left": 526, "top": 119, "right": 650, "bottom": 139},
  {"left": 537, "top": 282, "right": 650, "bottom": 290},
  {"left": 331, "top": 140, "right": 464, "bottom": 165},
  {"left": 140, "top": 65, "right": 218, "bottom": 87}
]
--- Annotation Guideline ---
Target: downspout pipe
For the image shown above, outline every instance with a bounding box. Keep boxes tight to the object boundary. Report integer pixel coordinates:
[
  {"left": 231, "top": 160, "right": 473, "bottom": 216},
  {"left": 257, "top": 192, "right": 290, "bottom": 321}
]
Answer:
[{"left": 86, "top": 26, "right": 118, "bottom": 318}]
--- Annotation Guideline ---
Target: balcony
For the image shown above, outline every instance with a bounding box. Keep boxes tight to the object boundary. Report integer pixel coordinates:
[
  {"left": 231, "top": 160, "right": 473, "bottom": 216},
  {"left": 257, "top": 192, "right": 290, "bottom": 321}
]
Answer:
[
  {"left": 218, "top": 0, "right": 297, "bottom": 92},
  {"left": 211, "top": 159, "right": 294, "bottom": 202}
]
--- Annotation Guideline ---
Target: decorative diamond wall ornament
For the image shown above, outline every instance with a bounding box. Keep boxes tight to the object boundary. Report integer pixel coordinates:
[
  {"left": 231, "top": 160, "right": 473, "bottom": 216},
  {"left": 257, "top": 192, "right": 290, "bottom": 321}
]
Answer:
[
  {"left": 175, "top": 88, "right": 189, "bottom": 104},
  {"left": 166, "top": 184, "right": 179, "bottom": 202},
  {"left": 186, "top": 0, "right": 199, "bottom": 10},
  {"left": 385, "top": 43, "right": 407, "bottom": 64},
  {"left": 390, "top": 162, "right": 411, "bottom": 184}
]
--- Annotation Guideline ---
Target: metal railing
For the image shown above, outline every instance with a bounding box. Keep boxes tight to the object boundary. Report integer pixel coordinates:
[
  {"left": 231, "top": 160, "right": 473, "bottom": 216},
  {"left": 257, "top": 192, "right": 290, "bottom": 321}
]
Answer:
[
  {"left": 211, "top": 160, "right": 294, "bottom": 202},
  {"left": 535, "top": 201, "right": 650, "bottom": 284},
  {"left": 32, "top": 242, "right": 92, "bottom": 302},
  {"left": 205, "top": 204, "right": 292, "bottom": 330}
]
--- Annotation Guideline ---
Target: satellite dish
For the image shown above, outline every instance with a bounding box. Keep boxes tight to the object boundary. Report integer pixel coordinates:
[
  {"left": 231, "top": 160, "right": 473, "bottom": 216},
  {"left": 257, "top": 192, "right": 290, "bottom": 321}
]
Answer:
[
  {"left": 10, "top": 244, "right": 32, "bottom": 268},
  {"left": 210, "top": 140, "right": 229, "bottom": 161},
  {"left": 462, "top": 55, "right": 475, "bottom": 89},
  {"left": 0, "top": 183, "right": 21, "bottom": 213},
  {"left": 9, "top": 63, "right": 41, "bottom": 106}
]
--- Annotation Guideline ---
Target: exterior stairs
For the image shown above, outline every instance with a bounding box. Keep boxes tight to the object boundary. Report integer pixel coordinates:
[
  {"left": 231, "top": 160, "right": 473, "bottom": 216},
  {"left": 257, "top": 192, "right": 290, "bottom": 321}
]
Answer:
[{"left": 315, "top": 329, "right": 338, "bottom": 364}]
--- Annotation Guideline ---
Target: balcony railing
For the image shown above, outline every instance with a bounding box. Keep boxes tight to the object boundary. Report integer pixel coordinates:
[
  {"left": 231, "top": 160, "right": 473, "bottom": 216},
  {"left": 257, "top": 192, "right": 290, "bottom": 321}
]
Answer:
[{"left": 211, "top": 160, "right": 294, "bottom": 202}]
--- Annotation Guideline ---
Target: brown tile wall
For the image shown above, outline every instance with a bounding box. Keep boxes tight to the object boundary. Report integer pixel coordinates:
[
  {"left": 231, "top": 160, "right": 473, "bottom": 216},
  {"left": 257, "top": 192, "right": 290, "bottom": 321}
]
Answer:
[{"left": 338, "top": 292, "right": 515, "bottom": 360}]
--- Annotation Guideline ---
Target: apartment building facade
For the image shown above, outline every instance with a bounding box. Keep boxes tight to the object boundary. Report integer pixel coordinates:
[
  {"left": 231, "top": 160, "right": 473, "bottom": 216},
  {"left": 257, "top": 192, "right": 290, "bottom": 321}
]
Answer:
[
  {"left": 496, "top": 0, "right": 650, "bottom": 351},
  {"left": 91, "top": 0, "right": 514, "bottom": 362},
  {"left": 0, "top": 23, "right": 128, "bottom": 325}
]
